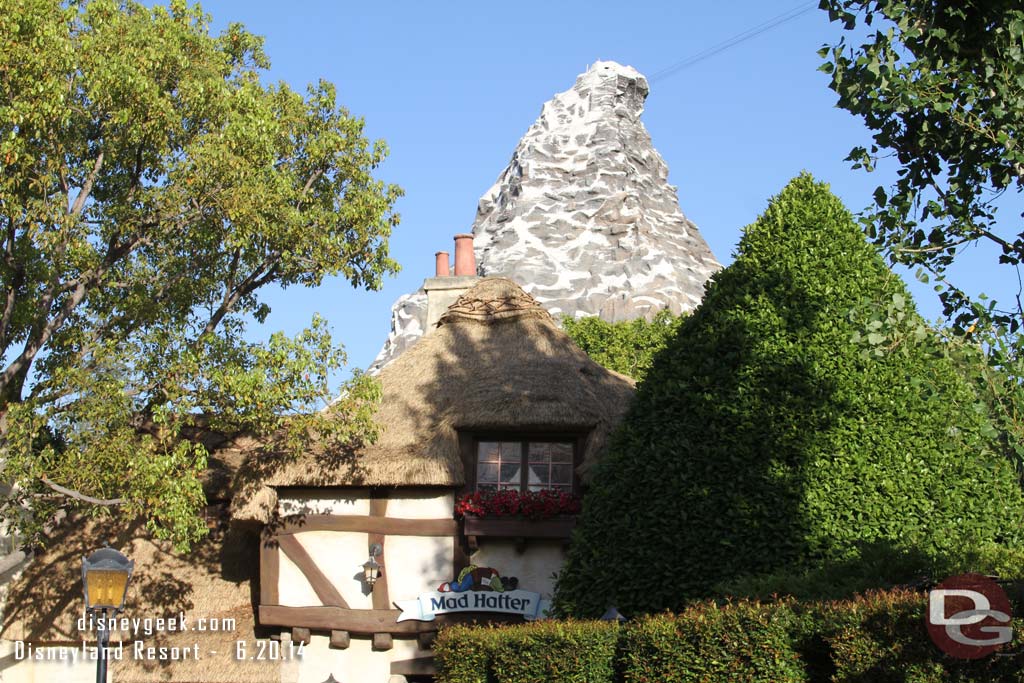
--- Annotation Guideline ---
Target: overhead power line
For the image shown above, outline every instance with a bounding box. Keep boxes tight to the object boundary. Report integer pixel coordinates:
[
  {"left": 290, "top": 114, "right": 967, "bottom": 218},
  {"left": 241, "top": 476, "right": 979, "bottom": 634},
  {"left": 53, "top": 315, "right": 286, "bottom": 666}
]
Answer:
[{"left": 649, "top": 2, "right": 819, "bottom": 83}]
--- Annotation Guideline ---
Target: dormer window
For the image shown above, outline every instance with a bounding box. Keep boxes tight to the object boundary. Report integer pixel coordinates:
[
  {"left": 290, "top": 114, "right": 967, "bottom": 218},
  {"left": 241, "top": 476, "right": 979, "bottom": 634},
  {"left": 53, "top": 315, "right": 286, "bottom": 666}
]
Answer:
[{"left": 475, "top": 439, "right": 575, "bottom": 493}]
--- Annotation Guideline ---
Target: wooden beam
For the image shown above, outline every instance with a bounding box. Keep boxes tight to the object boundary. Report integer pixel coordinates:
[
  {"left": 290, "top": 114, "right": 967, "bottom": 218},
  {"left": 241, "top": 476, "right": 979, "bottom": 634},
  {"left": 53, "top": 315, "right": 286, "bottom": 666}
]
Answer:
[
  {"left": 329, "top": 630, "right": 350, "bottom": 649},
  {"left": 259, "top": 605, "right": 527, "bottom": 636},
  {"left": 369, "top": 488, "right": 389, "bottom": 518},
  {"left": 277, "top": 515, "right": 457, "bottom": 537},
  {"left": 372, "top": 632, "right": 393, "bottom": 651},
  {"left": 391, "top": 657, "right": 436, "bottom": 676},
  {"left": 292, "top": 628, "right": 310, "bottom": 645},
  {"left": 417, "top": 631, "right": 437, "bottom": 650},
  {"left": 368, "top": 493, "right": 390, "bottom": 612},
  {"left": 277, "top": 534, "right": 349, "bottom": 608},
  {"left": 261, "top": 605, "right": 411, "bottom": 634},
  {"left": 259, "top": 536, "right": 279, "bottom": 605}
]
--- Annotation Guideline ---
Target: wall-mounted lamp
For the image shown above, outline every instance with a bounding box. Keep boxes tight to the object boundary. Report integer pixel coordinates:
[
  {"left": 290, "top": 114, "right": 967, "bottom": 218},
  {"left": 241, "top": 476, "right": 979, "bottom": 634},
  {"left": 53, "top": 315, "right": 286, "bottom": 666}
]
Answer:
[
  {"left": 600, "top": 605, "right": 627, "bottom": 622},
  {"left": 362, "top": 543, "right": 383, "bottom": 587}
]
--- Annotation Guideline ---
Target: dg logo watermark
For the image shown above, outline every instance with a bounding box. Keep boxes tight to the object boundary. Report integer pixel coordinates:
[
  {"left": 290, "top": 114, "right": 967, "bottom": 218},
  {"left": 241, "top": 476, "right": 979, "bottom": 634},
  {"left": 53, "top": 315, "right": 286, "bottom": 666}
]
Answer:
[{"left": 927, "top": 573, "right": 1014, "bottom": 659}]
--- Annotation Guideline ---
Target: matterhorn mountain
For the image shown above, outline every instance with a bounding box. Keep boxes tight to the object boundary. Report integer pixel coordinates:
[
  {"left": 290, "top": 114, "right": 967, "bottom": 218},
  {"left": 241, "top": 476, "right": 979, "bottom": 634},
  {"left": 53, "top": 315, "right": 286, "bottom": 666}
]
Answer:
[{"left": 370, "top": 61, "right": 720, "bottom": 372}]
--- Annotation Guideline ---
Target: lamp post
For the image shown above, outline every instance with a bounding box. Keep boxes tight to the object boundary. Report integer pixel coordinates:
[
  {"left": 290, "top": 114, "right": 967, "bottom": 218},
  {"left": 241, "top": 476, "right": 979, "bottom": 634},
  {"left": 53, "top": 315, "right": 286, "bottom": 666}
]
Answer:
[{"left": 82, "top": 546, "right": 134, "bottom": 683}]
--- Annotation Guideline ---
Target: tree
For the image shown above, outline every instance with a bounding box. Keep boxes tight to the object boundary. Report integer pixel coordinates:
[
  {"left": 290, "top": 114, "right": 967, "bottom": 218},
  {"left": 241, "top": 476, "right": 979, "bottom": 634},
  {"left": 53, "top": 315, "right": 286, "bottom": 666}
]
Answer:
[
  {"left": 0, "top": 0, "right": 401, "bottom": 550},
  {"left": 818, "top": 0, "right": 1024, "bottom": 330},
  {"left": 561, "top": 310, "right": 684, "bottom": 382},
  {"left": 819, "top": 0, "right": 1024, "bottom": 493},
  {"left": 554, "top": 174, "right": 1024, "bottom": 617}
]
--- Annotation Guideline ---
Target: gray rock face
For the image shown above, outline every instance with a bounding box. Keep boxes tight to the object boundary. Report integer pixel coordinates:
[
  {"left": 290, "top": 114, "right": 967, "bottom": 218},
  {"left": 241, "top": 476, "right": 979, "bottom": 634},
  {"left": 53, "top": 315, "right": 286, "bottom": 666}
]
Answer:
[{"left": 369, "top": 61, "right": 720, "bottom": 373}]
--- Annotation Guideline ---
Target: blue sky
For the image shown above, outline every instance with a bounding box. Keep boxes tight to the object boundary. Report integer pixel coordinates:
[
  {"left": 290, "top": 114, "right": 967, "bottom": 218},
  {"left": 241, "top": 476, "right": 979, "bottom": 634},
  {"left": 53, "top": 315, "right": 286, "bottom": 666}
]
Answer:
[{"left": 194, "top": 0, "right": 1016, "bottom": 377}]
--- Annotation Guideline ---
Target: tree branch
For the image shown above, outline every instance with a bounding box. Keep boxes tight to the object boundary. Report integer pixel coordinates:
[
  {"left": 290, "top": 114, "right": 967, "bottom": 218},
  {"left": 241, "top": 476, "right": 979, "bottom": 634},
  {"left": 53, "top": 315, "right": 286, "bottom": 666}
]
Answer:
[
  {"left": 199, "top": 257, "right": 279, "bottom": 339},
  {"left": 70, "top": 150, "right": 104, "bottom": 216},
  {"left": 0, "top": 219, "right": 22, "bottom": 350},
  {"left": 894, "top": 238, "right": 971, "bottom": 254},
  {"left": 0, "top": 230, "right": 152, "bottom": 402},
  {"left": 39, "top": 476, "right": 125, "bottom": 506}
]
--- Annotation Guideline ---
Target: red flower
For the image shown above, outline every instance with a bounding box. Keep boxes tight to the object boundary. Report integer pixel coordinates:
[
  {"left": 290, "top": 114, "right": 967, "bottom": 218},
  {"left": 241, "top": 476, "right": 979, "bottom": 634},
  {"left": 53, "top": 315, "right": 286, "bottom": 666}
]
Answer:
[{"left": 454, "top": 489, "right": 582, "bottom": 520}]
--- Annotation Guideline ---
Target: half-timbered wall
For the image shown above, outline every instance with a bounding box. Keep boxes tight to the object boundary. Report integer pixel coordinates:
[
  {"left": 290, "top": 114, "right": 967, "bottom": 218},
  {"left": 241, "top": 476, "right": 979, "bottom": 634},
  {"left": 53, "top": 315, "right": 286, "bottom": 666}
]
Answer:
[
  {"left": 261, "top": 487, "right": 573, "bottom": 681},
  {"left": 271, "top": 488, "right": 456, "bottom": 613}
]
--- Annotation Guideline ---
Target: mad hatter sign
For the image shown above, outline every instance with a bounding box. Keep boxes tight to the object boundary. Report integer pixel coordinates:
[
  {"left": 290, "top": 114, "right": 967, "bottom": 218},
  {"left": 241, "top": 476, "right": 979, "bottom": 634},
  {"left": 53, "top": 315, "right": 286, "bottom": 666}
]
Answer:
[{"left": 395, "top": 565, "right": 551, "bottom": 622}]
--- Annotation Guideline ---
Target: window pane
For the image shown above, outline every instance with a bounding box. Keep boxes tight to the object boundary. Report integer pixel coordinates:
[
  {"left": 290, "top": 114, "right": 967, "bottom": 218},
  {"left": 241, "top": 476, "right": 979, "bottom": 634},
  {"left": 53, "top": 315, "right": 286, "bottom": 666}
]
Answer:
[
  {"left": 528, "top": 442, "right": 551, "bottom": 464},
  {"left": 500, "top": 442, "right": 521, "bottom": 460},
  {"left": 478, "top": 464, "right": 499, "bottom": 483},
  {"left": 528, "top": 464, "right": 550, "bottom": 485},
  {"left": 551, "top": 464, "right": 572, "bottom": 486},
  {"left": 500, "top": 463, "right": 521, "bottom": 484},
  {"left": 549, "top": 443, "right": 573, "bottom": 463},
  {"left": 478, "top": 442, "right": 502, "bottom": 463}
]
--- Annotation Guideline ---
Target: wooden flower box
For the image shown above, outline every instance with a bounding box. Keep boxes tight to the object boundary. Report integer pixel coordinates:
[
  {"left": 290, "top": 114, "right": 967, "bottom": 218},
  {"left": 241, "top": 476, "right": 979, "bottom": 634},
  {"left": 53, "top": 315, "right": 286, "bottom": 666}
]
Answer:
[{"left": 462, "top": 515, "right": 577, "bottom": 551}]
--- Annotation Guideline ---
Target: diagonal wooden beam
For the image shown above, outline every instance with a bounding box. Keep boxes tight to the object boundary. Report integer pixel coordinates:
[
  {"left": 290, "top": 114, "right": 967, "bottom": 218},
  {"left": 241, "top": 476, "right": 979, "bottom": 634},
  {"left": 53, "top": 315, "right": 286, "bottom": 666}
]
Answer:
[{"left": 277, "top": 534, "right": 349, "bottom": 608}]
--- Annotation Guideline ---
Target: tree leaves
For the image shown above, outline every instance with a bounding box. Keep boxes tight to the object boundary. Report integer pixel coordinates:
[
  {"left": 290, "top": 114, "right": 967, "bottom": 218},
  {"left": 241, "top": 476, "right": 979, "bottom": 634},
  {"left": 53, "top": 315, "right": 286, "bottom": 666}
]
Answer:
[
  {"left": 819, "top": 0, "right": 1024, "bottom": 330},
  {"left": 561, "top": 310, "right": 685, "bottom": 382},
  {"left": 0, "top": 0, "right": 397, "bottom": 549}
]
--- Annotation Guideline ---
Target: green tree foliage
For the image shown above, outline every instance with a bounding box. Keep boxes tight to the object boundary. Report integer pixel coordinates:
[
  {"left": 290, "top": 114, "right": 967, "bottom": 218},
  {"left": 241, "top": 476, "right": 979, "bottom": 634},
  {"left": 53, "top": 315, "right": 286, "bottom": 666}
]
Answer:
[
  {"left": 0, "top": 0, "right": 400, "bottom": 549},
  {"left": 554, "top": 174, "right": 1024, "bottom": 617},
  {"left": 818, "top": 0, "right": 1024, "bottom": 329},
  {"left": 561, "top": 310, "right": 684, "bottom": 382}
]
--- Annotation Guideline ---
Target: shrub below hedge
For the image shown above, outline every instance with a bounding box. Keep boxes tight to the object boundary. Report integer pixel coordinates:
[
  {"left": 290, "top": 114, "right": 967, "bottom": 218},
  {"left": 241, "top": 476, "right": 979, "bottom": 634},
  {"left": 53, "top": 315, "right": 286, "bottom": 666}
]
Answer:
[{"left": 434, "top": 590, "right": 1024, "bottom": 683}]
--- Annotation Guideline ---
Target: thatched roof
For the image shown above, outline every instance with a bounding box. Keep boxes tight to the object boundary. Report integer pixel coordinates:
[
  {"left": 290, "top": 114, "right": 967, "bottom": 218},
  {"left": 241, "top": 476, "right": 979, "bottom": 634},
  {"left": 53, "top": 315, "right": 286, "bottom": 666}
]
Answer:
[
  {"left": 1, "top": 514, "right": 276, "bottom": 682},
  {"left": 232, "top": 277, "right": 636, "bottom": 524}
]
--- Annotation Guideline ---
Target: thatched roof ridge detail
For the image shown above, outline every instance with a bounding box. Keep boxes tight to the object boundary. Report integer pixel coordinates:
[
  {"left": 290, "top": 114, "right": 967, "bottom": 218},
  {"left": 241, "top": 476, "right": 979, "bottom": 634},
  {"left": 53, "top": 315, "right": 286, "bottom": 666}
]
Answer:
[{"left": 437, "top": 276, "right": 550, "bottom": 325}]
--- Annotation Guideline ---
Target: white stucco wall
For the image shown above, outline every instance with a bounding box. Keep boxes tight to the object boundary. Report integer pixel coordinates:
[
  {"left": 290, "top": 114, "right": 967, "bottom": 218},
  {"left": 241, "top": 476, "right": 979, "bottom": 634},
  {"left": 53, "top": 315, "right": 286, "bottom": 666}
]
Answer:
[
  {"left": 278, "top": 489, "right": 371, "bottom": 517},
  {"left": 470, "top": 540, "right": 567, "bottom": 600},
  {"left": 385, "top": 491, "right": 452, "bottom": 519}
]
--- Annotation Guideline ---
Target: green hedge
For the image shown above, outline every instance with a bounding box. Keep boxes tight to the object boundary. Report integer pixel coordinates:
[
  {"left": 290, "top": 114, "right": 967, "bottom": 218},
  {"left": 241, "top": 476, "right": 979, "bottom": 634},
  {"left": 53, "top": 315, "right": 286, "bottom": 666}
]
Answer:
[
  {"left": 435, "top": 591, "right": 1024, "bottom": 683},
  {"left": 434, "top": 620, "right": 619, "bottom": 683},
  {"left": 620, "top": 601, "right": 807, "bottom": 683},
  {"left": 819, "top": 590, "right": 1024, "bottom": 683}
]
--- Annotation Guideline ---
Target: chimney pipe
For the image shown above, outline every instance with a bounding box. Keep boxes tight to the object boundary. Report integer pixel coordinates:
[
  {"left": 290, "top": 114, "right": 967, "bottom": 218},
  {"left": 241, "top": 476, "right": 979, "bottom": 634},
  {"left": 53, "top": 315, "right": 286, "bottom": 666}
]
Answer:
[
  {"left": 435, "top": 251, "right": 450, "bottom": 277},
  {"left": 453, "top": 234, "right": 476, "bottom": 276}
]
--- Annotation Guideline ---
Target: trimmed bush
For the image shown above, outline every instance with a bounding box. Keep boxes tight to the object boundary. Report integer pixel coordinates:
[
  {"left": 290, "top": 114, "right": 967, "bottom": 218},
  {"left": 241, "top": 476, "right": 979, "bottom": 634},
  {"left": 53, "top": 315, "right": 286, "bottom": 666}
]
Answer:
[
  {"left": 817, "top": 590, "right": 1024, "bottom": 683},
  {"left": 621, "top": 601, "right": 807, "bottom": 683},
  {"left": 434, "top": 590, "right": 1024, "bottom": 683},
  {"left": 434, "top": 625, "right": 495, "bottom": 683},
  {"left": 556, "top": 174, "right": 1024, "bottom": 617},
  {"left": 434, "top": 620, "right": 619, "bottom": 683}
]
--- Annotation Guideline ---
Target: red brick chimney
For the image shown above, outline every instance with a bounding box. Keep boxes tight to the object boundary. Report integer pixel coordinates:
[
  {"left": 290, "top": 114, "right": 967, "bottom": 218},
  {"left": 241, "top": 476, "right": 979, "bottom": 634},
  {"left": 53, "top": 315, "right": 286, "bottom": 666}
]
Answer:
[
  {"left": 453, "top": 234, "right": 476, "bottom": 276},
  {"left": 423, "top": 235, "right": 480, "bottom": 329},
  {"left": 435, "top": 251, "right": 450, "bottom": 277}
]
